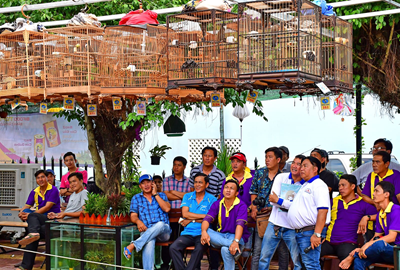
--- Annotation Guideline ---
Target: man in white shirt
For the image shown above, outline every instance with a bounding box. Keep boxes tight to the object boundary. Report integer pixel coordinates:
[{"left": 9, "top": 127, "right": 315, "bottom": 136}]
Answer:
[
  {"left": 352, "top": 138, "right": 400, "bottom": 185},
  {"left": 258, "top": 154, "right": 306, "bottom": 270},
  {"left": 287, "top": 156, "right": 330, "bottom": 270}
]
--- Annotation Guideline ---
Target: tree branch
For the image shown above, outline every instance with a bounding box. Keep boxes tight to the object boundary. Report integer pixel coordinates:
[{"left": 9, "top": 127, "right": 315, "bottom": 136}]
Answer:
[
  {"left": 381, "top": 18, "right": 396, "bottom": 70},
  {"left": 353, "top": 52, "right": 386, "bottom": 75}
]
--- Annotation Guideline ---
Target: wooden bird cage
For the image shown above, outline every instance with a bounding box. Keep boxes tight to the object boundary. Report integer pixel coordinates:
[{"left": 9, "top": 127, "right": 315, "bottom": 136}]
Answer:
[
  {"left": 99, "top": 24, "right": 168, "bottom": 95},
  {"left": 167, "top": 9, "right": 238, "bottom": 92},
  {"left": 0, "top": 30, "right": 65, "bottom": 99},
  {"left": 238, "top": 0, "right": 323, "bottom": 91},
  {"left": 44, "top": 25, "right": 104, "bottom": 97},
  {"left": 321, "top": 16, "right": 352, "bottom": 92}
]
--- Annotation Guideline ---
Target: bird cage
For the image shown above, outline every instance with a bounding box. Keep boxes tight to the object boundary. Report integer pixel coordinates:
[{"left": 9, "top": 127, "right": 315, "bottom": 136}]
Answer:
[
  {"left": 238, "top": 0, "right": 322, "bottom": 90},
  {"left": 167, "top": 9, "right": 238, "bottom": 92},
  {"left": 99, "top": 24, "right": 168, "bottom": 94},
  {"left": 44, "top": 25, "right": 104, "bottom": 97},
  {"left": 0, "top": 30, "right": 64, "bottom": 99},
  {"left": 321, "top": 16, "right": 352, "bottom": 92}
]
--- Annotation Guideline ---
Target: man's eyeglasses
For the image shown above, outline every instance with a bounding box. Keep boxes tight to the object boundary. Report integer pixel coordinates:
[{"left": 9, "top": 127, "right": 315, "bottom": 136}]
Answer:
[{"left": 372, "top": 147, "right": 386, "bottom": 151}]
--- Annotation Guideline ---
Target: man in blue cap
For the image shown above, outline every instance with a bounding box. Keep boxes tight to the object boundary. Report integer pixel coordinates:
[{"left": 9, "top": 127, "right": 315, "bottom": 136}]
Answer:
[
  {"left": 45, "top": 169, "right": 58, "bottom": 187},
  {"left": 123, "top": 174, "right": 171, "bottom": 270}
]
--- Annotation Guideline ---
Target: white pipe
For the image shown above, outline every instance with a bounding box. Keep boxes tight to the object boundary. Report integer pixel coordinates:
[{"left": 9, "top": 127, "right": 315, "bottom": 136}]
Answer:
[
  {"left": 328, "top": 0, "right": 382, "bottom": 7},
  {"left": 339, "top": 8, "right": 400, "bottom": 20},
  {"left": 0, "top": 0, "right": 111, "bottom": 14}
]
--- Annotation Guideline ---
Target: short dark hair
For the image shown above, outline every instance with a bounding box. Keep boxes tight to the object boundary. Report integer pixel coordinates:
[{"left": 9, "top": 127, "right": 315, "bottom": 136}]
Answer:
[
  {"left": 174, "top": 156, "right": 187, "bottom": 166},
  {"left": 202, "top": 146, "right": 217, "bottom": 157},
  {"left": 311, "top": 148, "right": 327, "bottom": 168},
  {"left": 340, "top": 174, "right": 357, "bottom": 193},
  {"left": 376, "top": 181, "right": 395, "bottom": 201},
  {"left": 265, "top": 147, "right": 283, "bottom": 160},
  {"left": 194, "top": 172, "right": 209, "bottom": 183},
  {"left": 34, "top": 170, "right": 46, "bottom": 178},
  {"left": 294, "top": 154, "right": 306, "bottom": 160},
  {"left": 63, "top": 152, "right": 76, "bottom": 161},
  {"left": 374, "top": 151, "right": 391, "bottom": 163},
  {"left": 224, "top": 179, "right": 239, "bottom": 192},
  {"left": 68, "top": 172, "right": 83, "bottom": 181},
  {"left": 153, "top": 175, "right": 163, "bottom": 182},
  {"left": 374, "top": 138, "right": 393, "bottom": 152},
  {"left": 302, "top": 156, "right": 321, "bottom": 174}
]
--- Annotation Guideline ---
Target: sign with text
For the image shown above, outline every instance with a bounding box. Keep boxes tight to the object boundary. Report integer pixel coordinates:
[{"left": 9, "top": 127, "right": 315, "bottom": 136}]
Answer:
[
  {"left": 246, "top": 91, "right": 259, "bottom": 104},
  {"left": 39, "top": 103, "right": 48, "bottom": 114},
  {"left": 320, "top": 97, "right": 330, "bottom": 110},
  {"left": 87, "top": 104, "right": 97, "bottom": 117},
  {"left": 112, "top": 97, "right": 122, "bottom": 110},
  {"left": 63, "top": 97, "right": 75, "bottom": 111},
  {"left": 136, "top": 100, "right": 146, "bottom": 115},
  {"left": 211, "top": 93, "right": 221, "bottom": 107}
]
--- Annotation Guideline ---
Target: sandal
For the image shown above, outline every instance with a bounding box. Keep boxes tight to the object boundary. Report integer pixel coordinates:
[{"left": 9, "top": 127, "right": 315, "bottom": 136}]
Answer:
[
  {"left": 18, "top": 233, "right": 40, "bottom": 247},
  {"left": 123, "top": 246, "right": 132, "bottom": 260}
]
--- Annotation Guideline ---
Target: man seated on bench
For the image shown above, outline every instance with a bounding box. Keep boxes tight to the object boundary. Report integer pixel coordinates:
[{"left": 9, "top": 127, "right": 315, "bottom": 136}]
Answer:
[
  {"left": 340, "top": 181, "right": 400, "bottom": 270},
  {"left": 320, "top": 174, "right": 377, "bottom": 270},
  {"left": 123, "top": 174, "right": 171, "bottom": 270},
  {"left": 16, "top": 170, "right": 61, "bottom": 270},
  {"left": 201, "top": 179, "right": 250, "bottom": 270},
  {"left": 169, "top": 173, "right": 217, "bottom": 270}
]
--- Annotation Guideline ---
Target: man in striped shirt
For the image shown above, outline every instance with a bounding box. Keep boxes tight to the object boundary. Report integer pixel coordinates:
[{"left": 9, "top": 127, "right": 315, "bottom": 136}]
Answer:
[{"left": 189, "top": 146, "right": 226, "bottom": 198}]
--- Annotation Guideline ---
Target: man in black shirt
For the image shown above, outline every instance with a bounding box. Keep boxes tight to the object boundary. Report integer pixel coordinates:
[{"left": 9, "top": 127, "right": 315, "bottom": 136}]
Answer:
[{"left": 311, "top": 148, "right": 339, "bottom": 199}]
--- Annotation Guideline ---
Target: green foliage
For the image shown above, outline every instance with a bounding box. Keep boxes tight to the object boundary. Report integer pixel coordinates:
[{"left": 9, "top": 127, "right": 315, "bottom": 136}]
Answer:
[
  {"left": 122, "top": 144, "right": 141, "bottom": 183},
  {"left": 122, "top": 185, "right": 142, "bottom": 202},
  {"left": 54, "top": 107, "right": 86, "bottom": 129},
  {"left": 215, "top": 145, "right": 238, "bottom": 176},
  {"left": 107, "top": 193, "right": 130, "bottom": 216},
  {"left": 84, "top": 193, "right": 99, "bottom": 216},
  {"left": 84, "top": 250, "right": 107, "bottom": 270},
  {"left": 149, "top": 144, "right": 172, "bottom": 158},
  {"left": 94, "top": 194, "right": 109, "bottom": 216},
  {"left": 334, "top": 171, "right": 344, "bottom": 179}
]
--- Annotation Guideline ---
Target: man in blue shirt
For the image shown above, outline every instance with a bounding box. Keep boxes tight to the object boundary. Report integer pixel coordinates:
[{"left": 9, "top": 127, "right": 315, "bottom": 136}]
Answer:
[
  {"left": 169, "top": 173, "right": 217, "bottom": 270},
  {"left": 124, "top": 174, "right": 171, "bottom": 270}
]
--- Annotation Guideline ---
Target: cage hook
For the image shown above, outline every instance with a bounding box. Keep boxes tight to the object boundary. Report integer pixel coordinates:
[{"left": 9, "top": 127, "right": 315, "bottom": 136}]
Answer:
[
  {"left": 138, "top": 0, "right": 143, "bottom": 13},
  {"left": 21, "top": 4, "right": 30, "bottom": 24},
  {"left": 81, "top": 3, "right": 89, "bottom": 13}
]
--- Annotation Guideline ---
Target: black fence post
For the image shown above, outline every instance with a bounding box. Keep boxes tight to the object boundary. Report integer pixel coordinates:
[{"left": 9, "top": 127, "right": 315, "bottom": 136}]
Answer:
[
  {"left": 19, "top": 158, "right": 22, "bottom": 164},
  {"left": 12, "top": 159, "right": 14, "bottom": 164},
  {"left": 51, "top": 156, "right": 55, "bottom": 172},
  {"left": 76, "top": 161, "right": 79, "bottom": 169},
  {"left": 35, "top": 156, "right": 38, "bottom": 164},
  {"left": 254, "top": 157, "right": 258, "bottom": 169},
  {"left": 27, "top": 157, "right": 30, "bottom": 164},
  {"left": 84, "top": 162, "right": 88, "bottom": 171},
  {"left": 43, "top": 156, "right": 46, "bottom": 170},
  {"left": 93, "top": 167, "right": 95, "bottom": 182},
  {"left": 162, "top": 170, "right": 165, "bottom": 179},
  {"left": 59, "top": 157, "right": 62, "bottom": 179}
]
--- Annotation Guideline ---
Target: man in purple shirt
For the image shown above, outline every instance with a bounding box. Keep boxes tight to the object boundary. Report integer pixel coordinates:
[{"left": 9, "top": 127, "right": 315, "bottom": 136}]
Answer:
[
  {"left": 340, "top": 181, "right": 400, "bottom": 269},
  {"left": 17, "top": 169, "right": 60, "bottom": 270},
  {"left": 201, "top": 179, "right": 250, "bottom": 270},
  {"left": 321, "top": 174, "right": 377, "bottom": 269}
]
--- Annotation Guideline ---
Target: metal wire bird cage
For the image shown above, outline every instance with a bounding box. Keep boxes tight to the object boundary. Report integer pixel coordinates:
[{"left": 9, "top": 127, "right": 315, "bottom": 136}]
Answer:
[
  {"left": 44, "top": 25, "right": 104, "bottom": 97},
  {"left": 237, "top": 0, "right": 323, "bottom": 92},
  {"left": 321, "top": 16, "right": 352, "bottom": 92},
  {"left": 0, "top": 30, "right": 64, "bottom": 99},
  {"left": 167, "top": 9, "right": 238, "bottom": 92},
  {"left": 99, "top": 24, "right": 168, "bottom": 95}
]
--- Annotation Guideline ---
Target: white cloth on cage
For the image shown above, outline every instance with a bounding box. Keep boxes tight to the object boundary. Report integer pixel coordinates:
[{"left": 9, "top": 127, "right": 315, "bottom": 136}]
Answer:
[{"left": 67, "top": 13, "right": 101, "bottom": 28}]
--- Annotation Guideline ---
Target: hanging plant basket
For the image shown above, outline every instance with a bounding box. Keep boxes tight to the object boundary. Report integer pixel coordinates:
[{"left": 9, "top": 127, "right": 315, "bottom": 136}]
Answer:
[
  {"left": 0, "top": 111, "right": 7, "bottom": 118},
  {"left": 151, "top": 156, "right": 161, "bottom": 165}
]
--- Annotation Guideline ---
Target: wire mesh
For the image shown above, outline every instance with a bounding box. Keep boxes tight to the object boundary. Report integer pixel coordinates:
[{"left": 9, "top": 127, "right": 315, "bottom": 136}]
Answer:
[
  {"left": 321, "top": 16, "right": 352, "bottom": 91},
  {"left": 167, "top": 9, "right": 238, "bottom": 88},
  {"left": 238, "top": 0, "right": 323, "bottom": 87},
  {"left": 99, "top": 25, "right": 168, "bottom": 89}
]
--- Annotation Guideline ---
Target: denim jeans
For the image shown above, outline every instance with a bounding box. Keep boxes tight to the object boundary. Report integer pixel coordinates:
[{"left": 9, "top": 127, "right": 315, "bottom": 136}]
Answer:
[
  {"left": 296, "top": 229, "right": 321, "bottom": 270},
  {"left": 258, "top": 222, "right": 302, "bottom": 270},
  {"left": 251, "top": 226, "right": 262, "bottom": 270},
  {"left": 207, "top": 228, "right": 245, "bottom": 270},
  {"left": 353, "top": 240, "right": 394, "bottom": 270},
  {"left": 132, "top": 221, "right": 171, "bottom": 270}
]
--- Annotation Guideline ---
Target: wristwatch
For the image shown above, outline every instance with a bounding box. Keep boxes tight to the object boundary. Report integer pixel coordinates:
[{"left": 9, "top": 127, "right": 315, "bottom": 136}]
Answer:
[
  {"left": 367, "top": 215, "right": 371, "bottom": 221},
  {"left": 154, "top": 193, "right": 159, "bottom": 197},
  {"left": 192, "top": 220, "right": 196, "bottom": 223},
  {"left": 314, "top": 232, "right": 322, "bottom": 238},
  {"left": 233, "top": 238, "right": 240, "bottom": 243}
]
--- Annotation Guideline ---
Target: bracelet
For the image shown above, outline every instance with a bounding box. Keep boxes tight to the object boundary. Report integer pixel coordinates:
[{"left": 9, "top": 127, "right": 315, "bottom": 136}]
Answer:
[{"left": 367, "top": 215, "right": 371, "bottom": 221}]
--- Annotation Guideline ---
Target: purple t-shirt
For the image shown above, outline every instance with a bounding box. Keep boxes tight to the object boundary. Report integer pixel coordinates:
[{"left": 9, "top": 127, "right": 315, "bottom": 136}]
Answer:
[
  {"left": 26, "top": 184, "right": 61, "bottom": 213},
  {"left": 326, "top": 195, "right": 377, "bottom": 244},
  {"left": 220, "top": 169, "right": 253, "bottom": 207},
  {"left": 362, "top": 169, "right": 400, "bottom": 204},
  {"left": 204, "top": 197, "right": 250, "bottom": 243},
  {"left": 376, "top": 203, "right": 400, "bottom": 245}
]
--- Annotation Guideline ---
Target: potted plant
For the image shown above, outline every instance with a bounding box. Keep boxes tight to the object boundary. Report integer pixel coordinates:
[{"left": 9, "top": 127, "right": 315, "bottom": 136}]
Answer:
[
  {"left": 107, "top": 193, "right": 130, "bottom": 222},
  {"left": 149, "top": 144, "right": 171, "bottom": 165}
]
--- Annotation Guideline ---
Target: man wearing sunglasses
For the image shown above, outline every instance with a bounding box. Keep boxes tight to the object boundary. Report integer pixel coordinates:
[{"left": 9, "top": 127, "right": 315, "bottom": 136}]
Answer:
[{"left": 352, "top": 138, "right": 400, "bottom": 185}]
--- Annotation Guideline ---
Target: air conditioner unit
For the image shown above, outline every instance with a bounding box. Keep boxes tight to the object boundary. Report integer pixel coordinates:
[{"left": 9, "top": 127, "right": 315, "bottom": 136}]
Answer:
[{"left": 0, "top": 164, "right": 40, "bottom": 224}]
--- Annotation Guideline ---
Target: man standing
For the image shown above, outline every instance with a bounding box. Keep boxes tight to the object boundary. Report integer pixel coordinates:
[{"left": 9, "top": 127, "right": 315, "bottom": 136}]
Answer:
[
  {"left": 169, "top": 173, "right": 217, "bottom": 270},
  {"left": 189, "top": 147, "right": 226, "bottom": 197},
  {"left": 249, "top": 147, "right": 286, "bottom": 270},
  {"left": 201, "top": 180, "right": 250, "bottom": 270},
  {"left": 339, "top": 181, "right": 400, "bottom": 270},
  {"left": 258, "top": 154, "right": 305, "bottom": 270},
  {"left": 60, "top": 152, "right": 88, "bottom": 203},
  {"left": 352, "top": 138, "right": 400, "bottom": 185},
  {"left": 360, "top": 151, "right": 400, "bottom": 205},
  {"left": 163, "top": 156, "right": 191, "bottom": 209},
  {"left": 287, "top": 157, "right": 330, "bottom": 270},
  {"left": 124, "top": 174, "right": 171, "bottom": 270},
  {"left": 311, "top": 148, "right": 339, "bottom": 199},
  {"left": 279, "top": 146, "right": 291, "bottom": 172},
  {"left": 320, "top": 175, "right": 377, "bottom": 269}
]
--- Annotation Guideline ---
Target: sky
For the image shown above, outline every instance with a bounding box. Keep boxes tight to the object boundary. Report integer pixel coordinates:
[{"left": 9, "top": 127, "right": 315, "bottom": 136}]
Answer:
[{"left": 139, "top": 93, "right": 400, "bottom": 176}]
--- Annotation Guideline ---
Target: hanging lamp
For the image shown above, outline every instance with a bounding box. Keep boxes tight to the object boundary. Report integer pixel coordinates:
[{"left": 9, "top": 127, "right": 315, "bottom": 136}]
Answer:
[
  {"left": 232, "top": 104, "right": 250, "bottom": 145},
  {"left": 163, "top": 114, "right": 186, "bottom": 137}
]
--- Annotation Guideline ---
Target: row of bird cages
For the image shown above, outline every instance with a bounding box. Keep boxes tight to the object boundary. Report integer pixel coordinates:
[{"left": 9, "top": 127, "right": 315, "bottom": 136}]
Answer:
[
  {"left": 237, "top": 0, "right": 323, "bottom": 87},
  {"left": 321, "top": 16, "right": 353, "bottom": 91},
  {"left": 99, "top": 25, "right": 168, "bottom": 90},
  {"left": 167, "top": 9, "right": 239, "bottom": 90}
]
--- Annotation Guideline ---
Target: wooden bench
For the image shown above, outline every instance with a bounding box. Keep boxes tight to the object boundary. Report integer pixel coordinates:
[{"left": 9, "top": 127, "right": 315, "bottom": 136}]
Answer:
[{"left": 0, "top": 221, "right": 28, "bottom": 254}]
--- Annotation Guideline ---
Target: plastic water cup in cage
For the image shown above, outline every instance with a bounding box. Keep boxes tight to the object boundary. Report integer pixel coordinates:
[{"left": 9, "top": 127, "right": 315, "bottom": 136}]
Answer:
[
  {"left": 189, "top": 41, "right": 197, "bottom": 49},
  {"left": 34, "top": 70, "right": 42, "bottom": 78},
  {"left": 249, "top": 31, "right": 258, "bottom": 40},
  {"left": 226, "top": 36, "right": 236, "bottom": 43},
  {"left": 127, "top": 65, "right": 136, "bottom": 72},
  {"left": 172, "top": 39, "right": 179, "bottom": 46}
]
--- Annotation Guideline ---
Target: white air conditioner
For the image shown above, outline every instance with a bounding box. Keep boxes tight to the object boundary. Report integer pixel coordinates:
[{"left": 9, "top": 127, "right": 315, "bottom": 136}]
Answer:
[{"left": 0, "top": 164, "right": 40, "bottom": 223}]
